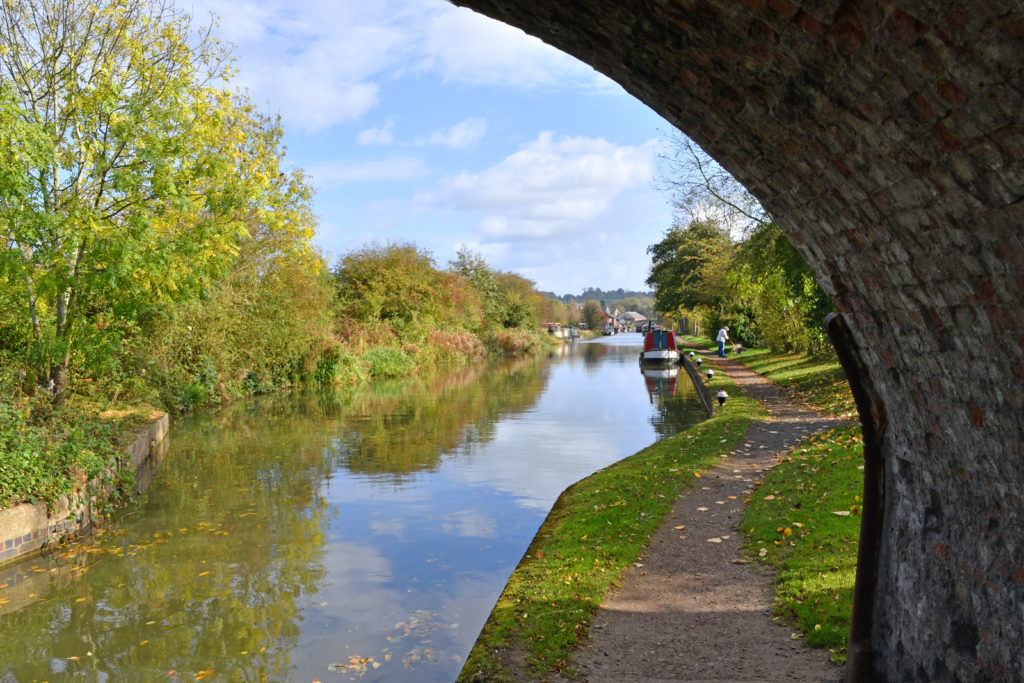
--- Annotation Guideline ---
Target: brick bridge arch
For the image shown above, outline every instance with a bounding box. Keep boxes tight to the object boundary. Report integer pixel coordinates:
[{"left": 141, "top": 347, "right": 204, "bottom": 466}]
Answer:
[{"left": 453, "top": 1, "right": 1024, "bottom": 680}]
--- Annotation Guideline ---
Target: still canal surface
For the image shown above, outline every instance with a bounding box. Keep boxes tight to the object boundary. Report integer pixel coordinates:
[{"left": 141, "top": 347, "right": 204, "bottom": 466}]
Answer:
[{"left": 0, "top": 335, "right": 706, "bottom": 682}]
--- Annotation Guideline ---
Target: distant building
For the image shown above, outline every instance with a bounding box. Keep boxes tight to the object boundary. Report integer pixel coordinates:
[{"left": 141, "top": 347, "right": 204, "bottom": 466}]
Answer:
[{"left": 618, "top": 310, "right": 648, "bottom": 331}]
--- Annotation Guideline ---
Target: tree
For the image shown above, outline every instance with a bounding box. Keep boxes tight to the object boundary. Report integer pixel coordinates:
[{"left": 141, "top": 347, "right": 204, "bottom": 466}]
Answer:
[
  {"left": 335, "top": 243, "right": 460, "bottom": 330},
  {"left": 654, "top": 133, "right": 834, "bottom": 351},
  {"left": 645, "top": 219, "right": 733, "bottom": 319},
  {"left": 582, "top": 300, "right": 604, "bottom": 330},
  {"left": 619, "top": 295, "right": 654, "bottom": 318},
  {"left": 133, "top": 164, "right": 332, "bottom": 408},
  {"left": 448, "top": 247, "right": 544, "bottom": 330},
  {"left": 0, "top": 0, "right": 270, "bottom": 402},
  {"left": 729, "top": 222, "right": 834, "bottom": 353},
  {"left": 658, "top": 133, "right": 770, "bottom": 238},
  {"left": 494, "top": 271, "right": 541, "bottom": 329},
  {"left": 449, "top": 246, "right": 502, "bottom": 327}
]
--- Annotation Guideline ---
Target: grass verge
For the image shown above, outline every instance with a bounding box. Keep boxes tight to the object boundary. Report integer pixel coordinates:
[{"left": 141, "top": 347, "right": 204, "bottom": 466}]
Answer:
[
  {"left": 740, "top": 424, "right": 863, "bottom": 662},
  {"left": 682, "top": 337, "right": 862, "bottom": 663},
  {"left": 679, "top": 336, "right": 854, "bottom": 417},
  {"left": 459, "top": 372, "right": 767, "bottom": 681}
]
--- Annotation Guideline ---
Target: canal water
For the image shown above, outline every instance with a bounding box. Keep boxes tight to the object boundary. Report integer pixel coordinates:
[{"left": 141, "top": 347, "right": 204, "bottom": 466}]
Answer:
[{"left": 0, "top": 335, "right": 705, "bottom": 682}]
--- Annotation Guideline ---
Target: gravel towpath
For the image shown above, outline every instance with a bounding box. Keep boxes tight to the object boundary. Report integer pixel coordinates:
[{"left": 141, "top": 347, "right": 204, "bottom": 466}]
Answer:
[{"left": 557, "top": 352, "right": 849, "bottom": 682}]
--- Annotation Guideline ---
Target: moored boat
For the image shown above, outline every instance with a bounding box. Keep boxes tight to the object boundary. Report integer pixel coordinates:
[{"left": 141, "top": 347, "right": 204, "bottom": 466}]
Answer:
[{"left": 639, "top": 329, "right": 681, "bottom": 363}]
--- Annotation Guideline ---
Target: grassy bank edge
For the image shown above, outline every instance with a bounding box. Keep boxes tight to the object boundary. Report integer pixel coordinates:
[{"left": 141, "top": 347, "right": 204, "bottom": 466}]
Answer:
[{"left": 458, "top": 372, "right": 768, "bottom": 681}]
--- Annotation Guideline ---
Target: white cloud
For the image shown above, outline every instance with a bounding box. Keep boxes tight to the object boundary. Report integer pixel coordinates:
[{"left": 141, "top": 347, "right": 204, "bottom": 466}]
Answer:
[
  {"left": 185, "top": 0, "right": 616, "bottom": 133},
  {"left": 418, "top": 118, "right": 488, "bottom": 149},
  {"left": 420, "top": 132, "right": 657, "bottom": 240},
  {"left": 188, "top": 1, "right": 418, "bottom": 131},
  {"left": 418, "top": 6, "right": 608, "bottom": 90},
  {"left": 358, "top": 119, "right": 397, "bottom": 146},
  {"left": 307, "top": 156, "right": 427, "bottom": 188}
]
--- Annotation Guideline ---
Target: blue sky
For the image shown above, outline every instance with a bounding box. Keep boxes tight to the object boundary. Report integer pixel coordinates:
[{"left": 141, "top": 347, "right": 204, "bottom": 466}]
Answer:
[{"left": 186, "top": 0, "right": 676, "bottom": 295}]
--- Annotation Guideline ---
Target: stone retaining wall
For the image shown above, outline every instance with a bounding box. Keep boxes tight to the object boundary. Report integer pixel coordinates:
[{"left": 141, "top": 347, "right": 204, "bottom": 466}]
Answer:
[{"left": 0, "top": 413, "right": 169, "bottom": 567}]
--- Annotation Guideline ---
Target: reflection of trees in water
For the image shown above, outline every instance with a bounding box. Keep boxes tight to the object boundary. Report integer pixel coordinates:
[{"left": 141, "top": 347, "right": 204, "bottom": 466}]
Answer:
[
  {"left": 332, "top": 355, "right": 548, "bottom": 479},
  {"left": 182, "top": 355, "right": 549, "bottom": 481},
  {"left": 0, "top": 399, "right": 332, "bottom": 679},
  {"left": 0, "top": 356, "right": 549, "bottom": 680},
  {"left": 580, "top": 341, "right": 639, "bottom": 370},
  {"left": 640, "top": 366, "right": 707, "bottom": 439}
]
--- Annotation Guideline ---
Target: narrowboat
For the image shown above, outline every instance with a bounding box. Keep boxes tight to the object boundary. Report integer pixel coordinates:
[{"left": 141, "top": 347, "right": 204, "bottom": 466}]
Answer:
[{"left": 639, "top": 329, "right": 681, "bottom": 363}]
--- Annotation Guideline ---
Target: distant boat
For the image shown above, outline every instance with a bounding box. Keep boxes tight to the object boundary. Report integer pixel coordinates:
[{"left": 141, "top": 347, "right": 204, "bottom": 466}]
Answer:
[{"left": 639, "top": 329, "right": 681, "bottom": 363}]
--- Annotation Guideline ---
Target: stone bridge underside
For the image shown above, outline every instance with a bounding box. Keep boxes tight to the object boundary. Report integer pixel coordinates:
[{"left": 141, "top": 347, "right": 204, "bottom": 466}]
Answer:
[{"left": 453, "top": 1, "right": 1023, "bottom": 680}]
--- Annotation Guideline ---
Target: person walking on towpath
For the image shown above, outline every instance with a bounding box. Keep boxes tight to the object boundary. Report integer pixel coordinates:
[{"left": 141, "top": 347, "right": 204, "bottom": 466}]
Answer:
[{"left": 716, "top": 326, "right": 732, "bottom": 358}]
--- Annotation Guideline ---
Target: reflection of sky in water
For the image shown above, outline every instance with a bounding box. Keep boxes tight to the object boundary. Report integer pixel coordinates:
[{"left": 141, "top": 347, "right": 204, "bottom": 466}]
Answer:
[{"left": 0, "top": 334, "right": 705, "bottom": 682}]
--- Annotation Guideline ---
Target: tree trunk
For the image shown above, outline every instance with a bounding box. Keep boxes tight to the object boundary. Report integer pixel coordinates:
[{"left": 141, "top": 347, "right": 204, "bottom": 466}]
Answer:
[{"left": 49, "top": 356, "right": 70, "bottom": 406}]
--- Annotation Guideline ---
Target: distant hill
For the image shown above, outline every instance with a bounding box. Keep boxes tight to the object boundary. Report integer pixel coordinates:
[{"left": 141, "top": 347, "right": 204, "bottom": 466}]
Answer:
[{"left": 541, "top": 287, "right": 653, "bottom": 303}]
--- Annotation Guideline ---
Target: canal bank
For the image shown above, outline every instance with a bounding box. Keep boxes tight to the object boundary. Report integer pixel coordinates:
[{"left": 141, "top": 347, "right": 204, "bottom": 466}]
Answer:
[
  {"left": 0, "top": 412, "right": 169, "bottom": 568},
  {"left": 460, "top": 350, "right": 848, "bottom": 682},
  {"left": 0, "top": 336, "right": 712, "bottom": 681}
]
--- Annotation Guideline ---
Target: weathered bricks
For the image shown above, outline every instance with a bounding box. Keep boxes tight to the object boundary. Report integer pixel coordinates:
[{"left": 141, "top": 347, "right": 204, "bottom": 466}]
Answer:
[{"left": 456, "top": 1, "right": 1024, "bottom": 679}]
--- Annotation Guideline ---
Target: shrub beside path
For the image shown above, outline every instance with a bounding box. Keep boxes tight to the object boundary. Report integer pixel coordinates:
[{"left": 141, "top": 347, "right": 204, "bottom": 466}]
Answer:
[{"left": 557, "top": 352, "right": 849, "bottom": 682}]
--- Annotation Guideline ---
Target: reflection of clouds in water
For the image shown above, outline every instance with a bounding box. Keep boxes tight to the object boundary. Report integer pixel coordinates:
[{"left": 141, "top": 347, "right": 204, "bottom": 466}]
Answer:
[
  {"left": 290, "top": 541, "right": 410, "bottom": 681},
  {"left": 448, "top": 425, "right": 627, "bottom": 510},
  {"left": 369, "top": 517, "right": 406, "bottom": 539},
  {"left": 321, "top": 540, "right": 395, "bottom": 585},
  {"left": 444, "top": 358, "right": 659, "bottom": 510},
  {"left": 322, "top": 470, "right": 433, "bottom": 503},
  {"left": 439, "top": 509, "right": 497, "bottom": 538}
]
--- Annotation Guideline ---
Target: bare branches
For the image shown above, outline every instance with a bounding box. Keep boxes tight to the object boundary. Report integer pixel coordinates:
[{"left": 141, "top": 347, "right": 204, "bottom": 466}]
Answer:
[{"left": 657, "top": 132, "right": 770, "bottom": 238}]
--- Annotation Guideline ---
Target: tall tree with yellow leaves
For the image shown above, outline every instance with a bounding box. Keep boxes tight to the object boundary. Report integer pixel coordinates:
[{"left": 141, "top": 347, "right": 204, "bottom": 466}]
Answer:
[{"left": 0, "top": 0, "right": 303, "bottom": 402}]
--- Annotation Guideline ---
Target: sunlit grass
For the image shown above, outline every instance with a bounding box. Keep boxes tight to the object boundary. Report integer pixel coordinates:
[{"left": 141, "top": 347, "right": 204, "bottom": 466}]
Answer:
[
  {"left": 463, "top": 339, "right": 863, "bottom": 677},
  {"left": 672, "top": 337, "right": 862, "bottom": 663},
  {"left": 681, "top": 337, "right": 854, "bottom": 417},
  {"left": 741, "top": 424, "right": 863, "bottom": 662},
  {"left": 458, "top": 373, "right": 767, "bottom": 681}
]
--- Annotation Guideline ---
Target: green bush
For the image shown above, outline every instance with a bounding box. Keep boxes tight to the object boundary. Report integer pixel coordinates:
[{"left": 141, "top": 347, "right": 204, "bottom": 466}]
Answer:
[
  {"left": 0, "top": 400, "right": 124, "bottom": 508},
  {"left": 362, "top": 347, "right": 415, "bottom": 379}
]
